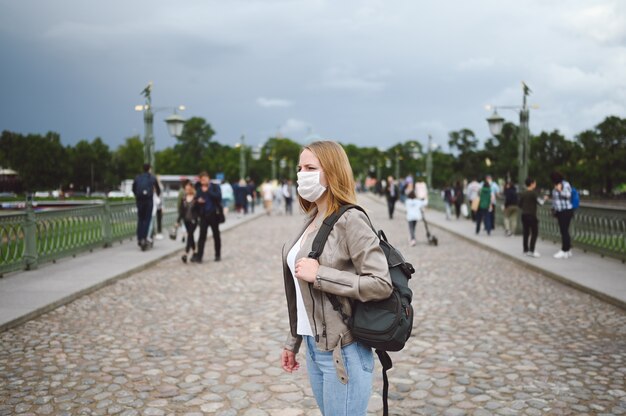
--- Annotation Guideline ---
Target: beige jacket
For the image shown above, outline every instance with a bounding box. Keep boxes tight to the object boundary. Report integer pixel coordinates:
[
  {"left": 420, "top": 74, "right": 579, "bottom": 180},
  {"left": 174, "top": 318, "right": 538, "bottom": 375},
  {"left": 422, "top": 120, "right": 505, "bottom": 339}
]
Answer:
[{"left": 282, "top": 207, "right": 392, "bottom": 383}]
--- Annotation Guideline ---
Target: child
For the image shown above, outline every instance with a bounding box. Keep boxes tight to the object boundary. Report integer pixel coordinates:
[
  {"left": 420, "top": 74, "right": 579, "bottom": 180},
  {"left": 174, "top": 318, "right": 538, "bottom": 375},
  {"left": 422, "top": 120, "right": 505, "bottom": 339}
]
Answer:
[
  {"left": 176, "top": 180, "right": 200, "bottom": 263},
  {"left": 405, "top": 191, "right": 424, "bottom": 246},
  {"left": 518, "top": 177, "right": 547, "bottom": 258}
]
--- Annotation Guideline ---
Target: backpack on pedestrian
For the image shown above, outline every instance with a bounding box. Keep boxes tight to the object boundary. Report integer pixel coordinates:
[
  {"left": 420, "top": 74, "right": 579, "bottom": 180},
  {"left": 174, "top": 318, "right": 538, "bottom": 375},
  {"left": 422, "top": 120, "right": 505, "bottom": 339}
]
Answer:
[
  {"left": 570, "top": 184, "right": 580, "bottom": 209},
  {"left": 309, "top": 204, "right": 415, "bottom": 416},
  {"left": 134, "top": 173, "right": 154, "bottom": 200}
]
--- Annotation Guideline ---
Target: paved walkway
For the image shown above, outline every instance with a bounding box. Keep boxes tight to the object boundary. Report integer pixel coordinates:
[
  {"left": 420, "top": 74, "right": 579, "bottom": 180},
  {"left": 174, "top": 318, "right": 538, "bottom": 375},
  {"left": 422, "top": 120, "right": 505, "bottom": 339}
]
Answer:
[
  {"left": 0, "top": 209, "right": 264, "bottom": 332},
  {"left": 364, "top": 194, "right": 626, "bottom": 310},
  {"left": 1, "top": 197, "right": 625, "bottom": 415}
]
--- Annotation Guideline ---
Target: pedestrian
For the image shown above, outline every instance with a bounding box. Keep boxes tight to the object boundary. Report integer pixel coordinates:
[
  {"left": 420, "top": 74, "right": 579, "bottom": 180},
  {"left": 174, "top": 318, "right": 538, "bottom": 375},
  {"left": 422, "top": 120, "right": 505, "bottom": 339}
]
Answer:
[
  {"left": 176, "top": 180, "right": 199, "bottom": 263},
  {"left": 384, "top": 175, "right": 399, "bottom": 219},
  {"left": 442, "top": 183, "right": 453, "bottom": 220},
  {"left": 518, "top": 177, "right": 546, "bottom": 258},
  {"left": 221, "top": 179, "right": 234, "bottom": 214},
  {"left": 415, "top": 176, "right": 429, "bottom": 205},
  {"left": 466, "top": 177, "right": 481, "bottom": 222},
  {"left": 247, "top": 179, "right": 257, "bottom": 214},
  {"left": 405, "top": 191, "right": 424, "bottom": 246},
  {"left": 234, "top": 179, "right": 248, "bottom": 217},
  {"left": 194, "top": 172, "right": 222, "bottom": 263},
  {"left": 550, "top": 171, "right": 575, "bottom": 259},
  {"left": 132, "top": 163, "right": 161, "bottom": 250},
  {"left": 475, "top": 176, "right": 494, "bottom": 235},
  {"left": 280, "top": 140, "right": 392, "bottom": 416},
  {"left": 485, "top": 175, "right": 500, "bottom": 229},
  {"left": 503, "top": 181, "right": 519, "bottom": 236},
  {"left": 282, "top": 179, "right": 294, "bottom": 215},
  {"left": 452, "top": 181, "right": 464, "bottom": 219},
  {"left": 154, "top": 175, "right": 164, "bottom": 240},
  {"left": 261, "top": 179, "right": 273, "bottom": 215}
]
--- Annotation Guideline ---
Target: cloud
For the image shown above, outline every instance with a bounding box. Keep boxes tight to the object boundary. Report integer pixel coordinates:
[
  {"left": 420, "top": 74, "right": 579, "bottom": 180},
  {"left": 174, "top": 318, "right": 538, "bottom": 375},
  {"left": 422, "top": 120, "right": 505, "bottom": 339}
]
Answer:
[
  {"left": 318, "top": 66, "right": 387, "bottom": 92},
  {"left": 456, "top": 57, "right": 495, "bottom": 71},
  {"left": 278, "top": 118, "right": 310, "bottom": 138},
  {"left": 256, "top": 97, "right": 294, "bottom": 108},
  {"left": 563, "top": 3, "right": 626, "bottom": 44}
]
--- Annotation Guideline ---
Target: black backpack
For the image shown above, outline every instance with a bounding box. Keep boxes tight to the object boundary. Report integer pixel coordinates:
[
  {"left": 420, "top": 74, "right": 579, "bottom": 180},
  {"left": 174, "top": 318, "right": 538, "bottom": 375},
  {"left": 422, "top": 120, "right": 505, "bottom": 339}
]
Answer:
[
  {"left": 309, "top": 204, "right": 415, "bottom": 416},
  {"left": 134, "top": 173, "right": 154, "bottom": 200}
]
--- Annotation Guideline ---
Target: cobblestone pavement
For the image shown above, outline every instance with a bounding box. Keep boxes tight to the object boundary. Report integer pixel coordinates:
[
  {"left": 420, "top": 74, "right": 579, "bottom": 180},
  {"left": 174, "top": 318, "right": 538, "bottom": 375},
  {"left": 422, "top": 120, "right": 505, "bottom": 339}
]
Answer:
[{"left": 1, "top": 198, "right": 625, "bottom": 416}]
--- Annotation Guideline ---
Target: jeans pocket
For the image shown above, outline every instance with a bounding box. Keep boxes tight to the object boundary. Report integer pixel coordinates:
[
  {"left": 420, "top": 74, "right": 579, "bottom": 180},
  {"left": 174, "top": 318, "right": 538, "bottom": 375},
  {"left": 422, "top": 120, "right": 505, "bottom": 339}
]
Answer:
[{"left": 355, "top": 343, "right": 374, "bottom": 373}]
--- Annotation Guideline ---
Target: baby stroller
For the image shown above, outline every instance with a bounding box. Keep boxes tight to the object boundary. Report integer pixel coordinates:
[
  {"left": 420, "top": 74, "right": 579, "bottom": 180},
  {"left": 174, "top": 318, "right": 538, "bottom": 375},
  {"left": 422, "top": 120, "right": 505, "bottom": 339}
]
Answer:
[{"left": 421, "top": 209, "right": 438, "bottom": 246}]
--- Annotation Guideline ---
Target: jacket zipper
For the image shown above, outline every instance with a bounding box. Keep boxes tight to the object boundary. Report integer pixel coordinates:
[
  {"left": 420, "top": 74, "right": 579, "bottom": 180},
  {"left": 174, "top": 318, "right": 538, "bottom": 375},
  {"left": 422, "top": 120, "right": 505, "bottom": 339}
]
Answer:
[
  {"left": 317, "top": 276, "right": 352, "bottom": 287},
  {"left": 320, "top": 293, "right": 329, "bottom": 350},
  {"left": 308, "top": 285, "right": 319, "bottom": 343}
]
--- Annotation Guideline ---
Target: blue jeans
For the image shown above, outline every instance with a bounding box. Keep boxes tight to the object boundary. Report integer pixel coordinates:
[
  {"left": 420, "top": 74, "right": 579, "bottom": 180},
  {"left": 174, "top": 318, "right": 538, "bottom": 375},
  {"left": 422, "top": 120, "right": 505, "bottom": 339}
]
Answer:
[
  {"left": 136, "top": 199, "right": 153, "bottom": 241},
  {"left": 304, "top": 335, "right": 374, "bottom": 416}
]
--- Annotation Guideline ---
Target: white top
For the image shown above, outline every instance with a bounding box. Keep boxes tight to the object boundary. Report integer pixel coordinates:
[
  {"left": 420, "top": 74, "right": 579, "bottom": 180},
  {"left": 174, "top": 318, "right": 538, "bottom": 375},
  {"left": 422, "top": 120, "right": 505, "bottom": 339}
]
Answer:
[
  {"left": 405, "top": 198, "right": 425, "bottom": 221},
  {"left": 287, "top": 232, "right": 314, "bottom": 337}
]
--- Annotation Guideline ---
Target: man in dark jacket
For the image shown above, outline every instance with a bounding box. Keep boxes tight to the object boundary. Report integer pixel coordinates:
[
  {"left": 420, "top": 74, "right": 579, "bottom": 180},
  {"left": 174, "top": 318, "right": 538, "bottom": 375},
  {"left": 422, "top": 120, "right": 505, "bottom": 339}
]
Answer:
[
  {"left": 194, "top": 171, "right": 223, "bottom": 263},
  {"left": 384, "top": 176, "right": 400, "bottom": 219},
  {"left": 132, "top": 163, "right": 161, "bottom": 250}
]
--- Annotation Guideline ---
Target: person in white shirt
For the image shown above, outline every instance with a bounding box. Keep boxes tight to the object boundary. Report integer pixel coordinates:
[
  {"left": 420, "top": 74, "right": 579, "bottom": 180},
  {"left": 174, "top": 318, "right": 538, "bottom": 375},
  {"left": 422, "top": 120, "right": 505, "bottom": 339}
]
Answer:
[{"left": 405, "top": 191, "right": 426, "bottom": 246}]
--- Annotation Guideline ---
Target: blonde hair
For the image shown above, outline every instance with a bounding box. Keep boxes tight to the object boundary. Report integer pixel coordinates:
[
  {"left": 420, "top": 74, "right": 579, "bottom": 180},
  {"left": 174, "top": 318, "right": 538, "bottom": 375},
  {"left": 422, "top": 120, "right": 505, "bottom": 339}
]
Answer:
[{"left": 298, "top": 141, "right": 357, "bottom": 217}]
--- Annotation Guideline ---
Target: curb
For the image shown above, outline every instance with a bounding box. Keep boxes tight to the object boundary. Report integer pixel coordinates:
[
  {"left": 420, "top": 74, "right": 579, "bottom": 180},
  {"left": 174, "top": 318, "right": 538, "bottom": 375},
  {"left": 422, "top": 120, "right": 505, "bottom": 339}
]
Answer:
[
  {"left": 363, "top": 193, "right": 626, "bottom": 311},
  {"left": 0, "top": 212, "right": 264, "bottom": 333}
]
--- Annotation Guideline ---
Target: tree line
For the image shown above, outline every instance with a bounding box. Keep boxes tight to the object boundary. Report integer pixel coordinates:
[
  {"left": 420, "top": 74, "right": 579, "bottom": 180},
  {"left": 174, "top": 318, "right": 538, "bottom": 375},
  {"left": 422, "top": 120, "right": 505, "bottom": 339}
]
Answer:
[{"left": 1, "top": 115, "right": 624, "bottom": 195}]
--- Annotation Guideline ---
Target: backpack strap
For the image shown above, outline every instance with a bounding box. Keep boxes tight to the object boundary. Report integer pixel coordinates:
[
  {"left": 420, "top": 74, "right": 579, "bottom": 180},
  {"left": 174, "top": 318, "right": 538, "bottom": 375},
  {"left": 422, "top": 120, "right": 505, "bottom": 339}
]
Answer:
[
  {"left": 308, "top": 204, "right": 357, "bottom": 260},
  {"left": 309, "top": 206, "right": 394, "bottom": 416},
  {"left": 308, "top": 204, "right": 376, "bottom": 324},
  {"left": 376, "top": 349, "right": 393, "bottom": 416}
]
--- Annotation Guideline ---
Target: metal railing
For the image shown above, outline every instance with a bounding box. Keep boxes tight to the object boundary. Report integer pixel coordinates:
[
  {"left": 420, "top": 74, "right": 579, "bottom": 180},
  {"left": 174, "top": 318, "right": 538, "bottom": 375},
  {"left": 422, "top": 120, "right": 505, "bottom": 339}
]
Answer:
[
  {"left": 428, "top": 191, "right": 626, "bottom": 262},
  {"left": 0, "top": 198, "right": 179, "bottom": 276}
]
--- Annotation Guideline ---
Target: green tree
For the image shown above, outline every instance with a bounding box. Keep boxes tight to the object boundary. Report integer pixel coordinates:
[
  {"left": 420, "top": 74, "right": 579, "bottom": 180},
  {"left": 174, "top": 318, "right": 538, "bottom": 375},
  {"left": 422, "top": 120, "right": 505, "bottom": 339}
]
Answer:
[
  {"left": 0, "top": 130, "right": 69, "bottom": 191},
  {"left": 155, "top": 147, "right": 182, "bottom": 174},
  {"left": 68, "top": 138, "right": 112, "bottom": 192},
  {"left": 576, "top": 116, "right": 626, "bottom": 194},
  {"left": 174, "top": 117, "right": 216, "bottom": 174},
  {"left": 484, "top": 122, "right": 519, "bottom": 182},
  {"left": 530, "top": 130, "right": 580, "bottom": 190},
  {"left": 112, "top": 136, "right": 144, "bottom": 183},
  {"left": 448, "top": 129, "right": 479, "bottom": 179}
]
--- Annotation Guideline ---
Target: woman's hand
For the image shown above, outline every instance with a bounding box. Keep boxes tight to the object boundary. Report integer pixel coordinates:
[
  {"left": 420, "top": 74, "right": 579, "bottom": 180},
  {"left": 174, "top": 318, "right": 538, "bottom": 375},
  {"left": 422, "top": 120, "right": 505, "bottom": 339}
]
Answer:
[
  {"left": 295, "top": 258, "right": 319, "bottom": 283},
  {"left": 281, "top": 349, "right": 300, "bottom": 373}
]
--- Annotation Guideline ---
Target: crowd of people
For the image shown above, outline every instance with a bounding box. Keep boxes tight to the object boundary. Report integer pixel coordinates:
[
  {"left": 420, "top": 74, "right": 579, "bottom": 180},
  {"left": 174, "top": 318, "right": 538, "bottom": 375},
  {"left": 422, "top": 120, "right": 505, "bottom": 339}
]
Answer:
[
  {"left": 381, "top": 170, "right": 577, "bottom": 260},
  {"left": 131, "top": 164, "right": 300, "bottom": 262},
  {"left": 131, "top": 160, "right": 578, "bottom": 266}
]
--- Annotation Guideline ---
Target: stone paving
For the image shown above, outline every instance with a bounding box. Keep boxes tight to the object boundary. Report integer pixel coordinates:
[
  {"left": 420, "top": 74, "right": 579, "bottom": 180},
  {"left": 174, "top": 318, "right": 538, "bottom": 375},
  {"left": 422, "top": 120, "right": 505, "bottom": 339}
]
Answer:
[{"left": 1, "top": 198, "right": 625, "bottom": 416}]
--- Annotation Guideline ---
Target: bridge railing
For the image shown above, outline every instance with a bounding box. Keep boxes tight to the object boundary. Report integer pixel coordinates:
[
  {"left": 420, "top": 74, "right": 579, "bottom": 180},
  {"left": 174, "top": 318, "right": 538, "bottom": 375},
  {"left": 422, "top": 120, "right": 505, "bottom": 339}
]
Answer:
[
  {"left": 427, "top": 191, "right": 626, "bottom": 262},
  {"left": 0, "top": 198, "right": 179, "bottom": 276}
]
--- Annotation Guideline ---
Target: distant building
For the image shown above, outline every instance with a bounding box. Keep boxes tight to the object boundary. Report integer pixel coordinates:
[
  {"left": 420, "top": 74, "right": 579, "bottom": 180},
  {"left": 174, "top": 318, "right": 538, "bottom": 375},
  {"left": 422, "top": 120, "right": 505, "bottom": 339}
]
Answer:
[{"left": 0, "top": 168, "right": 22, "bottom": 193}]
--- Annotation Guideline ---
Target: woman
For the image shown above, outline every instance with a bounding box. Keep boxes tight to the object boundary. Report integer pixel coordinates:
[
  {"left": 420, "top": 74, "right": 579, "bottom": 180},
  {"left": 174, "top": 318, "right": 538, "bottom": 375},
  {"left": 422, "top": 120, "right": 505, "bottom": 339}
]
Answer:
[
  {"left": 280, "top": 141, "right": 392, "bottom": 415},
  {"left": 176, "top": 180, "right": 199, "bottom": 263},
  {"left": 453, "top": 180, "right": 464, "bottom": 219},
  {"left": 503, "top": 181, "right": 519, "bottom": 236},
  {"left": 475, "top": 176, "right": 495, "bottom": 235},
  {"left": 550, "top": 171, "right": 574, "bottom": 259}
]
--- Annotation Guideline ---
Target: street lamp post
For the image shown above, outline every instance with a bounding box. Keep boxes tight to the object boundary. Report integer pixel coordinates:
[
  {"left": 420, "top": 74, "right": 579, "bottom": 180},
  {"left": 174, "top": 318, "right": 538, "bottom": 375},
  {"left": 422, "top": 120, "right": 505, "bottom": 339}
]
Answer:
[
  {"left": 486, "top": 82, "right": 532, "bottom": 188},
  {"left": 136, "top": 82, "right": 186, "bottom": 174},
  {"left": 237, "top": 135, "right": 246, "bottom": 180}
]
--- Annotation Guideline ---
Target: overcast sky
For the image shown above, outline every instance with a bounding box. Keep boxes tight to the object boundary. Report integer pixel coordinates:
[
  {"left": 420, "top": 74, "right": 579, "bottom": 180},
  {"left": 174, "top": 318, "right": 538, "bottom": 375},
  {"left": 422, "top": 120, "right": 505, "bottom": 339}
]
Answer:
[{"left": 1, "top": 0, "right": 625, "bottom": 151}]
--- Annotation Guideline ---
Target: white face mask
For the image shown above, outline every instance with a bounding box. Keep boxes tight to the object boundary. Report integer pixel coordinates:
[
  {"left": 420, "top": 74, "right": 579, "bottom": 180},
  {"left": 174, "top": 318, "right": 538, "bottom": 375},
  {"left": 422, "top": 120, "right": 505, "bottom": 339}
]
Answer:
[{"left": 297, "top": 171, "right": 327, "bottom": 202}]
